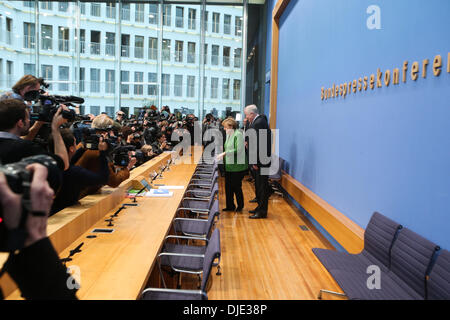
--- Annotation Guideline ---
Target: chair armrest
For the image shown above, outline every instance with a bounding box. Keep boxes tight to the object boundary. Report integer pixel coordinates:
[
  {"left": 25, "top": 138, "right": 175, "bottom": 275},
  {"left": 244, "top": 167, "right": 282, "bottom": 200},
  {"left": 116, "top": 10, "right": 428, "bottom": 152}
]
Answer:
[
  {"left": 174, "top": 218, "right": 208, "bottom": 223},
  {"left": 141, "top": 287, "right": 205, "bottom": 298},
  {"left": 177, "top": 207, "right": 209, "bottom": 213},
  {"left": 158, "top": 252, "right": 205, "bottom": 258},
  {"left": 182, "top": 197, "right": 209, "bottom": 201},
  {"left": 165, "top": 234, "right": 208, "bottom": 241}
]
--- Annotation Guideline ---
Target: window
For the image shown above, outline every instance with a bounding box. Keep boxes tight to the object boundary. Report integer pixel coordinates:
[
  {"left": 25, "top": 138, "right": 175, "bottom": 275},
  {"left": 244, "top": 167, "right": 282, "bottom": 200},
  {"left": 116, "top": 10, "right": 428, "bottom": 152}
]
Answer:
[
  {"left": 120, "top": 71, "right": 129, "bottom": 94},
  {"left": 149, "top": 4, "right": 158, "bottom": 24},
  {"left": 176, "top": 7, "right": 184, "bottom": 28},
  {"left": 41, "top": 64, "right": 53, "bottom": 90},
  {"left": 41, "top": 25, "right": 52, "bottom": 50},
  {"left": 90, "top": 68, "right": 100, "bottom": 93},
  {"left": 234, "top": 48, "right": 242, "bottom": 68},
  {"left": 6, "top": 61, "right": 13, "bottom": 87},
  {"left": 134, "top": 72, "right": 143, "bottom": 95},
  {"left": 90, "top": 30, "right": 101, "bottom": 55},
  {"left": 188, "top": 42, "right": 196, "bottom": 64},
  {"left": 58, "top": 2, "right": 69, "bottom": 12},
  {"left": 80, "top": 3, "right": 85, "bottom": 15},
  {"left": 148, "top": 72, "right": 157, "bottom": 95},
  {"left": 91, "top": 3, "right": 101, "bottom": 17},
  {"left": 105, "top": 69, "right": 115, "bottom": 93},
  {"left": 134, "top": 35, "right": 144, "bottom": 58},
  {"left": 106, "top": 106, "right": 115, "bottom": 118},
  {"left": 175, "top": 41, "right": 183, "bottom": 63},
  {"left": 0, "top": 59, "right": 3, "bottom": 86},
  {"left": 233, "top": 79, "right": 241, "bottom": 100},
  {"left": 211, "top": 77, "right": 218, "bottom": 99},
  {"left": 224, "top": 14, "right": 231, "bottom": 34},
  {"left": 58, "top": 26, "right": 69, "bottom": 52},
  {"left": 59, "top": 66, "right": 69, "bottom": 91},
  {"left": 24, "top": 63, "right": 36, "bottom": 76},
  {"left": 6, "top": 18, "right": 12, "bottom": 45},
  {"left": 211, "top": 45, "right": 219, "bottom": 65},
  {"left": 163, "top": 5, "right": 171, "bottom": 27},
  {"left": 80, "top": 29, "right": 85, "bottom": 53},
  {"left": 106, "top": 32, "right": 115, "bottom": 56},
  {"left": 174, "top": 75, "right": 183, "bottom": 97},
  {"left": 40, "top": 2, "right": 52, "bottom": 10},
  {"left": 222, "top": 78, "right": 230, "bottom": 99},
  {"left": 79, "top": 67, "right": 85, "bottom": 92},
  {"left": 187, "top": 76, "right": 195, "bottom": 98},
  {"left": 135, "top": 4, "right": 144, "bottom": 23},
  {"left": 121, "top": 3, "right": 130, "bottom": 21},
  {"left": 23, "top": 1, "right": 33, "bottom": 8},
  {"left": 90, "top": 106, "right": 100, "bottom": 116},
  {"left": 203, "top": 44, "right": 208, "bottom": 65},
  {"left": 223, "top": 46, "right": 230, "bottom": 67},
  {"left": 148, "top": 37, "right": 157, "bottom": 60},
  {"left": 212, "top": 13, "right": 220, "bottom": 33},
  {"left": 23, "top": 22, "right": 35, "bottom": 49},
  {"left": 162, "top": 74, "right": 170, "bottom": 96},
  {"left": 106, "top": 2, "right": 116, "bottom": 19},
  {"left": 121, "top": 34, "right": 130, "bottom": 57},
  {"left": 203, "top": 11, "right": 208, "bottom": 32},
  {"left": 188, "top": 9, "right": 196, "bottom": 30},
  {"left": 162, "top": 39, "right": 171, "bottom": 62},
  {"left": 235, "top": 16, "right": 242, "bottom": 36},
  {"left": 203, "top": 77, "right": 207, "bottom": 98}
]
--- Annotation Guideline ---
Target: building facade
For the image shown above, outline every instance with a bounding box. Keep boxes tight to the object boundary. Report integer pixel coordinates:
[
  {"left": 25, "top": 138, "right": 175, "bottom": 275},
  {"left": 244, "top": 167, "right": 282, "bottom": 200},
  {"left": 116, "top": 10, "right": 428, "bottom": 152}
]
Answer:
[{"left": 0, "top": 1, "right": 244, "bottom": 118}]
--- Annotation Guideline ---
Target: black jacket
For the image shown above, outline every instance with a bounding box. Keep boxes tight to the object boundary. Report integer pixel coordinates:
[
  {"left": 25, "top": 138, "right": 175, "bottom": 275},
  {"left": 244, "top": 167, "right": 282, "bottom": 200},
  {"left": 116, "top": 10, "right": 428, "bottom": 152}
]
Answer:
[
  {"left": 247, "top": 115, "right": 272, "bottom": 168},
  {"left": 1, "top": 237, "right": 78, "bottom": 300}
]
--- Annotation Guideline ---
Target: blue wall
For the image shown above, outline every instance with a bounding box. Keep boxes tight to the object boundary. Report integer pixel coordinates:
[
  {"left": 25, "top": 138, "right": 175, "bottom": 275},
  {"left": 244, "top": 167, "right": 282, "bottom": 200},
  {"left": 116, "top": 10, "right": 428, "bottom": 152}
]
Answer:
[
  {"left": 273, "top": 0, "right": 450, "bottom": 248},
  {"left": 264, "top": 0, "right": 277, "bottom": 117}
]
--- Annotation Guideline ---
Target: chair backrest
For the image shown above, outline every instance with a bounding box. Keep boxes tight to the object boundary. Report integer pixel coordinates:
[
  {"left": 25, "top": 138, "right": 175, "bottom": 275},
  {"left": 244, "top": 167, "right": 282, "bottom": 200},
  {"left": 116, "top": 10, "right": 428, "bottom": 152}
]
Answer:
[
  {"left": 201, "top": 228, "right": 221, "bottom": 291},
  {"left": 427, "top": 249, "right": 450, "bottom": 300},
  {"left": 390, "top": 228, "right": 439, "bottom": 298},
  {"left": 206, "top": 199, "right": 220, "bottom": 238},
  {"left": 363, "top": 212, "right": 402, "bottom": 268},
  {"left": 207, "top": 184, "right": 219, "bottom": 209},
  {"left": 268, "top": 154, "right": 284, "bottom": 180}
]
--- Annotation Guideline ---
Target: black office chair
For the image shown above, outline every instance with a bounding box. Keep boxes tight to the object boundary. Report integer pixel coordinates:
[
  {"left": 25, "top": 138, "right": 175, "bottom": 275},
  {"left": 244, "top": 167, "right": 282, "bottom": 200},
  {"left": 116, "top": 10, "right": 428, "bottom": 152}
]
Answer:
[{"left": 268, "top": 154, "right": 284, "bottom": 198}]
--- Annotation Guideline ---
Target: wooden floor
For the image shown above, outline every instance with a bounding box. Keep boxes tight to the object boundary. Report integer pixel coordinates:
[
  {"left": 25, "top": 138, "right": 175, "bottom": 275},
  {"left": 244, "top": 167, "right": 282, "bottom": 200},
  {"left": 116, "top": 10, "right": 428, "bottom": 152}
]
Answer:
[{"left": 203, "top": 175, "right": 347, "bottom": 300}]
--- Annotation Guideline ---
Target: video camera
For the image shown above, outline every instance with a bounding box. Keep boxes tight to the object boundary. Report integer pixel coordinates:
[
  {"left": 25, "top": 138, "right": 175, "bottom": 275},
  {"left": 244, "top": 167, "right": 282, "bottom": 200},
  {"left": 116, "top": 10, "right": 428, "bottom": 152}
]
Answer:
[
  {"left": 0, "top": 155, "right": 61, "bottom": 251},
  {"left": 83, "top": 127, "right": 118, "bottom": 151},
  {"left": 112, "top": 145, "right": 136, "bottom": 167}
]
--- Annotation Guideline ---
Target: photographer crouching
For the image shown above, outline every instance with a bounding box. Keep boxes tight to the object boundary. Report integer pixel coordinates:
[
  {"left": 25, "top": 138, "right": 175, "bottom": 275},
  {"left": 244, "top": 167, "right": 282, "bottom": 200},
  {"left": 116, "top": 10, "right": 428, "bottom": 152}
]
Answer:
[{"left": 0, "top": 160, "right": 78, "bottom": 299}]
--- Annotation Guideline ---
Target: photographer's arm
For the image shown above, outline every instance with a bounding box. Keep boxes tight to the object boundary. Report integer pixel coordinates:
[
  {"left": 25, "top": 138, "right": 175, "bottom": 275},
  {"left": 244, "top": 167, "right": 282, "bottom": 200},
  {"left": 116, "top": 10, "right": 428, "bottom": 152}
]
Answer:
[
  {"left": 51, "top": 107, "right": 70, "bottom": 170},
  {"left": 0, "top": 165, "right": 78, "bottom": 300},
  {"left": 21, "top": 121, "right": 44, "bottom": 141}
]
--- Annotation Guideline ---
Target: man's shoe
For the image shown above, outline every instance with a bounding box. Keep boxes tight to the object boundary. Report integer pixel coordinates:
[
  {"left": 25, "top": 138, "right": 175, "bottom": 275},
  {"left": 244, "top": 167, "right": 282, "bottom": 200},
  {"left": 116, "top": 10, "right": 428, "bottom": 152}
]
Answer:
[
  {"left": 249, "top": 198, "right": 258, "bottom": 203},
  {"left": 249, "top": 213, "right": 266, "bottom": 219},
  {"left": 249, "top": 209, "right": 258, "bottom": 214}
]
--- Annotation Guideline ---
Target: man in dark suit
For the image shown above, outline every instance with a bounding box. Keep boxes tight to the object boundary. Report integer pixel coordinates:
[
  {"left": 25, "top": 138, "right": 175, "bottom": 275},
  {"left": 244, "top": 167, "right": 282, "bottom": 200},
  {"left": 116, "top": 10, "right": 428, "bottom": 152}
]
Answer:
[{"left": 244, "top": 105, "right": 272, "bottom": 219}]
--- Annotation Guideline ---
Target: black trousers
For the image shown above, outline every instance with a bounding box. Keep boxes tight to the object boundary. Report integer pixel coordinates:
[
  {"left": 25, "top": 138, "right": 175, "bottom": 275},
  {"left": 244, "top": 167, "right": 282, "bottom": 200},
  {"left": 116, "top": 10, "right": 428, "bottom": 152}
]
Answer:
[
  {"left": 254, "top": 168, "right": 269, "bottom": 216},
  {"left": 224, "top": 170, "right": 246, "bottom": 209}
]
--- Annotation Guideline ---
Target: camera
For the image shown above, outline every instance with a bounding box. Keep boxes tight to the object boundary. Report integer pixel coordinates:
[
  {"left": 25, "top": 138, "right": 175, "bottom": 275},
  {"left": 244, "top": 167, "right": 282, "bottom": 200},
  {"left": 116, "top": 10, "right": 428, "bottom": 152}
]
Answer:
[
  {"left": 83, "top": 128, "right": 101, "bottom": 150},
  {"left": 0, "top": 155, "right": 61, "bottom": 252},
  {"left": 26, "top": 90, "right": 84, "bottom": 123},
  {"left": 112, "top": 145, "right": 136, "bottom": 167}
]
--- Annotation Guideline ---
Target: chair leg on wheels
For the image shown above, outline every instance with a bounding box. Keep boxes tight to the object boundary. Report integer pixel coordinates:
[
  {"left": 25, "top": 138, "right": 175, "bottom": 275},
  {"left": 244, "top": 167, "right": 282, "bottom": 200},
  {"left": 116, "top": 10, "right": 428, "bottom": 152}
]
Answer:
[
  {"left": 216, "top": 265, "right": 222, "bottom": 276},
  {"left": 176, "top": 273, "right": 182, "bottom": 289}
]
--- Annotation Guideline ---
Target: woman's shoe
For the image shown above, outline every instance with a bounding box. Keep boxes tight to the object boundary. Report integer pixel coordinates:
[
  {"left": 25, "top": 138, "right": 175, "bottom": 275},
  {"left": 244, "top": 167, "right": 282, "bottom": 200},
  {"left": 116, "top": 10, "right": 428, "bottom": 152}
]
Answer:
[
  {"left": 222, "top": 207, "right": 236, "bottom": 211},
  {"left": 235, "top": 207, "right": 243, "bottom": 212}
]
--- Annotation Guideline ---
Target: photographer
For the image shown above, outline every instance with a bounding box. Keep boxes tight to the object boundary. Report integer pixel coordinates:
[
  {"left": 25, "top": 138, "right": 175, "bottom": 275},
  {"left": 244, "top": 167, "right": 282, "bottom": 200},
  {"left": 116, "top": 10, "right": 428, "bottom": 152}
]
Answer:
[
  {"left": 0, "top": 164, "right": 78, "bottom": 300},
  {"left": 0, "top": 99, "right": 70, "bottom": 171},
  {"left": 75, "top": 115, "right": 136, "bottom": 196},
  {"left": 49, "top": 129, "right": 109, "bottom": 215}
]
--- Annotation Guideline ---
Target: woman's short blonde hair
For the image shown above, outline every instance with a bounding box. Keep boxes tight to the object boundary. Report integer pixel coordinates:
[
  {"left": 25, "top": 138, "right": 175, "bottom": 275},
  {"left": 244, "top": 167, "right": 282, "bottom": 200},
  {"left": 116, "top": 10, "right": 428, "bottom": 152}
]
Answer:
[
  {"left": 92, "top": 114, "right": 114, "bottom": 130},
  {"left": 222, "top": 117, "right": 237, "bottom": 129}
]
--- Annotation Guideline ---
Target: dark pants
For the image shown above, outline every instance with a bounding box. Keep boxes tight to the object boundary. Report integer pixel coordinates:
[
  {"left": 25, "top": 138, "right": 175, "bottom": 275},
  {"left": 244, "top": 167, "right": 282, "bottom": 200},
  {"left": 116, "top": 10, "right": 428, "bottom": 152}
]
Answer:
[
  {"left": 254, "top": 168, "right": 269, "bottom": 216},
  {"left": 224, "top": 170, "right": 246, "bottom": 210}
]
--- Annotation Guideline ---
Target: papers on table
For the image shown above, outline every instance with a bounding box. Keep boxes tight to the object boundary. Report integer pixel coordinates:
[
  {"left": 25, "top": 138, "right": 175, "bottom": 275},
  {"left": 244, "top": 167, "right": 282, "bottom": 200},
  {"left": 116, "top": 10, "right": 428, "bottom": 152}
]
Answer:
[
  {"left": 146, "top": 189, "right": 174, "bottom": 197},
  {"left": 157, "top": 185, "right": 185, "bottom": 190}
]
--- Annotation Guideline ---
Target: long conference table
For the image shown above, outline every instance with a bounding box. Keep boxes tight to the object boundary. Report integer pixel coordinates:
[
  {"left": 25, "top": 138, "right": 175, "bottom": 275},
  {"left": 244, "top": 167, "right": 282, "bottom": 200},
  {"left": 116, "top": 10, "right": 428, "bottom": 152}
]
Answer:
[{"left": 0, "top": 146, "right": 204, "bottom": 300}]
